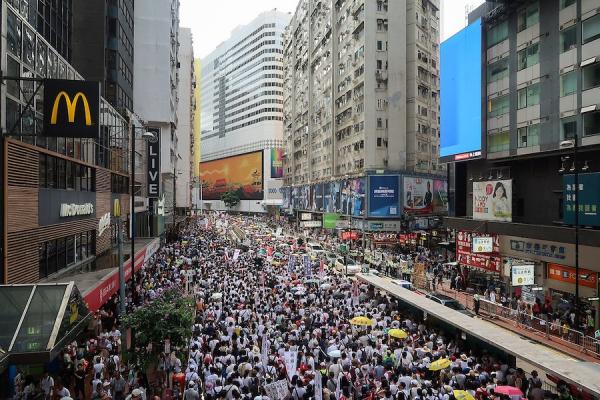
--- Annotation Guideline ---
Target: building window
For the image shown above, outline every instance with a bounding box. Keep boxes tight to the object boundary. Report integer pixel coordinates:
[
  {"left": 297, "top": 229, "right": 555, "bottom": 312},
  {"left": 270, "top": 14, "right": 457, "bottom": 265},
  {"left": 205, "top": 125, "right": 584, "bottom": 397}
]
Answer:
[
  {"left": 560, "top": 26, "right": 577, "bottom": 53},
  {"left": 582, "top": 13, "right": 600, "bottom": 45},
  {"left": 560, "top": 71, "right": 577, "bottom": 96},
  {"left": 518, "top": 124, "right": 539, "bottom": 148},
  {"left": 39, "top": 230, "right": 96, "bottom": 279},
  {"left": 488, "top": 131, "right": 510, "bottom": 153},
  {"left": 517, "top": 43, "right": 539, "bottom": 70},
  {"left": 582, "top": 62, "right": 600, "bottom": 90},
  {"left": 488, "top": 95, "right": 509, "bottom": 117},
  {"left": 560, "top": 0, "right": 575, "bottom": 8},
  {"left": 487, "top": 20, "right": 508, "bottom": 48},
  {"left": 487, "top": 57, "right": 509, "bottom": 83},
  {"left": 583, "top": 110, "right": 600, "bottom": 137},
  {"left": 377, "top": 40, "right": 383, "bottom": 51},
  {"left": 517, "top": 83, "right": 540, "bottom": 109},
  {"left": 561, "top": 116, "right": 577, "bottom": 140},
  {"left": 517, "top": 3, "right": 539, "bottom": 32},
  {"left": 39, "top": 155, "right": 95, "bottom": 192}
]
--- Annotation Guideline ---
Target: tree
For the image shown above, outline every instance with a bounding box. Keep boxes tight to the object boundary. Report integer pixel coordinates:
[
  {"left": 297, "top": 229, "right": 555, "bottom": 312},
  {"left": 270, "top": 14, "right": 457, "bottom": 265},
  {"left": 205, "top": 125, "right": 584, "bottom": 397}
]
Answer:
[
  {"left": 121, "top": 289, "right": 194, "bottom": 369},
  {"left": 221, "top": 190, "right": 241, "bottom": 209}
]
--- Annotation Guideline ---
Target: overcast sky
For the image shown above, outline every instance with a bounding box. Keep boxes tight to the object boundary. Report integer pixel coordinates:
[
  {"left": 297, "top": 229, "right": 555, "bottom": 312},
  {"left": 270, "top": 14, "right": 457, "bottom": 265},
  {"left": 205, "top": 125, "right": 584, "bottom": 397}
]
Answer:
[{"left": 180, "top": 0, "right": 485, "bottom": 59}]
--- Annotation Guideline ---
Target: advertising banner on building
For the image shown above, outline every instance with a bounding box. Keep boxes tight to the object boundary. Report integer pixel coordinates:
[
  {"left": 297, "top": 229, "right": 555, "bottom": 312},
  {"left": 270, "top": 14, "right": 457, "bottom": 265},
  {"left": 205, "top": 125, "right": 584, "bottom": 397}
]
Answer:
[
  {"left": 323, "top": 213, "right": 341, "bottom": 229},
  {"left": 312, "top": 183, "right": 324, "bottom": 211},
  {"left": 511, "top": 264, "right": 535, "bottom": 286},
  {"left": 368, "top": 175, "right": 400, "bottom": 217},
  {"left": 473, "top": 179, "right": 512, "bottom": 222},
  {"left": 403, "top": 177, "right": 448, "bottom": 215},
  {"left": 563, "top": 173, "right": 600, "bottom": 227},
  {"left": 547, "top": 263, "right": 598, "bottom": 288},
  {"left": 456, "top": 231, "right": 501, "bottom": 273},
  {"left": 200, "top": 151, "right": 264, "bottom": 200},
  {"left": 270, "top": 148, "right": 284, "bottom": 178},
  {"left": 472, "top": 237, "right": 494, "bottom": 253}
]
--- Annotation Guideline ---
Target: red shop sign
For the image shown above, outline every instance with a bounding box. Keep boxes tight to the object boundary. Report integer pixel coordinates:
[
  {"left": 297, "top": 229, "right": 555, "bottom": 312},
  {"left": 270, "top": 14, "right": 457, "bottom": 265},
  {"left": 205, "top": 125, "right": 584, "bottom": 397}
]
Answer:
[
  {"left": 456, "top": 231, "right": 501, "bottom": 273},
  {"left": 547, "top": 263, "right": 598, "bottom": 289}
]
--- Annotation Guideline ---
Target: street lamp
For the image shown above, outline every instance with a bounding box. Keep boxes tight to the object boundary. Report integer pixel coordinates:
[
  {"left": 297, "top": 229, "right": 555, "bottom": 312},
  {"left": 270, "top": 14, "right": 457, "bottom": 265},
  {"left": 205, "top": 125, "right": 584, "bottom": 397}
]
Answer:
[
  {"left": 129, "top": 125, "right": 156, "bottom": 306},
  {"left": 560, "top": 137, "right": 580, "bottom": 329}
]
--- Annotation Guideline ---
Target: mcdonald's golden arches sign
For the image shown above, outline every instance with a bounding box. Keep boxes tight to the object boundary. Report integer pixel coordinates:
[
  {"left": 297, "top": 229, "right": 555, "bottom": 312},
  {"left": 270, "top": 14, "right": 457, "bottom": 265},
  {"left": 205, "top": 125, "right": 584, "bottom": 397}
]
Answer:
[{"left": 43, "top": 79, "right": 100, "bottom": 138}]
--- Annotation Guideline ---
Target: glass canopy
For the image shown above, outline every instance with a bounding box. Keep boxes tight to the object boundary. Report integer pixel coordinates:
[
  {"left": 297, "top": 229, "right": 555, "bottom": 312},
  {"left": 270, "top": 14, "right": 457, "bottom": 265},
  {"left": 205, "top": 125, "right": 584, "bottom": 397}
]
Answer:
[{"left": 0, "top": 282, "right": 90, "bottom": 369}]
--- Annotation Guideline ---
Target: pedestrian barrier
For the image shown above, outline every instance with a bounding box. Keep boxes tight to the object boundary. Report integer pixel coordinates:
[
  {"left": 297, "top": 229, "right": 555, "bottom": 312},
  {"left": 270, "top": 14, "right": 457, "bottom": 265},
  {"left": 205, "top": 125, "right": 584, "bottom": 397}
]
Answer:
[{"left": 475, "top": 298, "right": 600, "bottom": 359}]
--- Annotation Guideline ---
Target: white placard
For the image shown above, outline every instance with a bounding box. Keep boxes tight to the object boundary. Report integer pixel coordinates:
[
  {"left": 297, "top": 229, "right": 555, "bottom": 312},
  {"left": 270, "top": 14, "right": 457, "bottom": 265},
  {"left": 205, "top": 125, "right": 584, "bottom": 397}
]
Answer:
[
  {"left": 264, "top": 380, "right": 289, "bottom": 400},
  {"left": 283, "top": 350, "right": 297, "bottom": 380},
  {"left": 472, "top": 237, "right": 493, "bottom": 253},
  {"left": 314, "top": 371, "right": 323, "bottom": 400},
  {"left": 512, "top": 264, "right": 535, "bottom": 286}
]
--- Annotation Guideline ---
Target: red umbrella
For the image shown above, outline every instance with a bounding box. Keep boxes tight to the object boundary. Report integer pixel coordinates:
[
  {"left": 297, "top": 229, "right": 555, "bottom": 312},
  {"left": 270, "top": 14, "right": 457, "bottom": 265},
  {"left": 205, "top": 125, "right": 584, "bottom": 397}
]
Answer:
[{"left": 493, "top": 386, "right": 524, "bottom": 398}]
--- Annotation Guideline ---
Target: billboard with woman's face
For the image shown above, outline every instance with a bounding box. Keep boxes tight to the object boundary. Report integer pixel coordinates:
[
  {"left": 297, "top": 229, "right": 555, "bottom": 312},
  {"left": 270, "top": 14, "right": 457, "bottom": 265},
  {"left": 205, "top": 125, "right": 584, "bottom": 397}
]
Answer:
[{"left": 473, "top": 179, "right": 512, "bottom": 222}]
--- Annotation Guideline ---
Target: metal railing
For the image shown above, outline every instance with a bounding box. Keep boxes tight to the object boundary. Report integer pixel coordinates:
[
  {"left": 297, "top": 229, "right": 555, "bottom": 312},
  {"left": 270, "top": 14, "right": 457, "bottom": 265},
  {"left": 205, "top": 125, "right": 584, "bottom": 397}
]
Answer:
[{"left": 476, "top": 298, "right": 600, "bottom": 358}]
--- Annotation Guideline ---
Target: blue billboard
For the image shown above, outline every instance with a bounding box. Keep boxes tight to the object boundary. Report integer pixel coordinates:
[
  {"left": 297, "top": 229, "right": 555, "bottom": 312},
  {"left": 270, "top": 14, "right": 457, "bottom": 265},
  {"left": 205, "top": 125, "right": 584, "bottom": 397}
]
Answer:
[
  {"left": 564, "top": 173, "right": 600, "bottom": 227},
  {"left": 440, "top": 18, "right": 482, "bottom": 162},
  {"left": 368, "top": 175, "right": 400, "bottom": 217}
]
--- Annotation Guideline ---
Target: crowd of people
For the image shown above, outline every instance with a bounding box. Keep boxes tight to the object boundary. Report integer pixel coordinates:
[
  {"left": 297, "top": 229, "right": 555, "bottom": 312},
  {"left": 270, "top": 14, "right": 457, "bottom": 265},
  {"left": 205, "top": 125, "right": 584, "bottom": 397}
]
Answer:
[{"left": 11, "top": 214, "right": 581, "bottom": 400}]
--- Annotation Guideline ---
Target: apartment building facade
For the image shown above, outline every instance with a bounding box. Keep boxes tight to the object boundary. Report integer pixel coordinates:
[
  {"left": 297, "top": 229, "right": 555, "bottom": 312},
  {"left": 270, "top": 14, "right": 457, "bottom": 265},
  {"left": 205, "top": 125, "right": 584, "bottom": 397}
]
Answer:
[
  {"left": 443, "top": 0, "right": 600, "bottom": 325},
  {"left": 281, "top": 0, "right": 444, "bottom": 230},
  {"left": 133, "top": 0, "right": 181, "bottom": 224},
  {"left": 199, "top": 10, "right": 291, "bottom": 213}
]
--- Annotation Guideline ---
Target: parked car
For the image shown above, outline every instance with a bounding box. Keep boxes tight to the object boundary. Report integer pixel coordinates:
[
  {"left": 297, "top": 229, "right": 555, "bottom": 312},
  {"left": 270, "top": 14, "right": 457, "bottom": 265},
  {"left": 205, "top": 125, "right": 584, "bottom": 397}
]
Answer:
[
  {"left": 307, "top": 242, "right": 326, "bottom": 260},
  {"left": 425, "top": 293, "right": 474, "bottom": 316},
  {"left": 391, "top": 279, "right": 414, "bottom": 291},
  {"left": 334, "top": 257, "right": 361, "bottom": 275}
]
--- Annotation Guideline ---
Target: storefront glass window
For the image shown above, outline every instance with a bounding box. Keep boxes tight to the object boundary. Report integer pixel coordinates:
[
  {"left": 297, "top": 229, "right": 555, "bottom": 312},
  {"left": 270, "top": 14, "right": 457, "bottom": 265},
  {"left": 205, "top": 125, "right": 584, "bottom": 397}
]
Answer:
[
  {"left": 66, "top": 236, "right": 74, "bottom": 265},
  {"left": 38, "top": 243, "right": 47, "bottom": 279},
  {"left": 56, "top": 238, "right": 66, "bottom": 271}
]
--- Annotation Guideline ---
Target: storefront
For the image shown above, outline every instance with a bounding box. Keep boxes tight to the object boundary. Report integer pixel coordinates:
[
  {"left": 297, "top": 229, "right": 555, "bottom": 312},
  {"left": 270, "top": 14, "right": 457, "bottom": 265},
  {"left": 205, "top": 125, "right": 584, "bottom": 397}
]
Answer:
[{"left": 455, "top": 231, "right": 505, "bottom": 294}]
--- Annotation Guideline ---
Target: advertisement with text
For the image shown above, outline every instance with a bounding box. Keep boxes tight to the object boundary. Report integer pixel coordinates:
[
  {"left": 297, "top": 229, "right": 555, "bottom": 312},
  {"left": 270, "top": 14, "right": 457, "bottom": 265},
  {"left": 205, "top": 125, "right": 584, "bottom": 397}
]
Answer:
[
  {"left": 403, "top": 177, "right": 448, "bottom": 215},
  {"left": 473, "top": 179, "right": 512, "bottom": 222}
]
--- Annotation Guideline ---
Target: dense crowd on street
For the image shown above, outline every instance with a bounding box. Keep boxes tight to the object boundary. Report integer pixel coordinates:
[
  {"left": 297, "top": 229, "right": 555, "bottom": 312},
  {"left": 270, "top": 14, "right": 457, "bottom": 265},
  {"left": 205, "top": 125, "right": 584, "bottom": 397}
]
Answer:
[{"left": 11, "top": 214, "right": 582, "bottom": 400}]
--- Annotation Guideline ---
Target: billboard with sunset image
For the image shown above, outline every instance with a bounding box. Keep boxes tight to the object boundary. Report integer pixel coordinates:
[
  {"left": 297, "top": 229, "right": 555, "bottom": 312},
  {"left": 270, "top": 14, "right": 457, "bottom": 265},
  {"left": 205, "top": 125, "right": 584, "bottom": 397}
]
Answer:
[{"left": 200, "top": 151, "right": 264, "bottom": 200}]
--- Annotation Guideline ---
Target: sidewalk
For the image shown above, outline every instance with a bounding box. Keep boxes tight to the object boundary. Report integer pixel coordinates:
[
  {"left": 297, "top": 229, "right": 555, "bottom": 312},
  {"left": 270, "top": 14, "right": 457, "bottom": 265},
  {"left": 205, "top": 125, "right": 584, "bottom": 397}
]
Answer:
[{"left": 432, "top": 283, "right": 600, "bottom": 363}]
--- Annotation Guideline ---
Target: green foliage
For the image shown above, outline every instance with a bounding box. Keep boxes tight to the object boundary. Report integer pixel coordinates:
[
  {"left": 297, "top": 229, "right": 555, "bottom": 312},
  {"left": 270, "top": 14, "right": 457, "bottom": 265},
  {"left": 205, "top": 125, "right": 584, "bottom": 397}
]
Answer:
[
  {"left": 221, "top": 190, "right": 241, "bottom": 208},
  {"left": 121, "top": 289, "right": 194, "bottom": 369}
]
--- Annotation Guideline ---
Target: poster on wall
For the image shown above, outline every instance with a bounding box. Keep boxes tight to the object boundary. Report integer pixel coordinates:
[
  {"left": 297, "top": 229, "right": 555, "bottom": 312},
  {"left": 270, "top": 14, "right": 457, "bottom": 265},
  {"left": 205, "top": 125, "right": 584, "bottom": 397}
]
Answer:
[
  {"left": 456, "top": 231, "right": 501, "bottom": 273},
  {"left": 472, "top": 179, "right": 512, "bottom": 222},
  {"left": 314, "top": 183, "right": 324, "bottom": 211},
  {"left": 292, "top": 187, "right": 300, "bottom": 210},
  {"left": 323, "top": 183, "right": 333, "bottom": 212},
  {"left": 270, "top": 148, "right": 284, "bottom": 178},
  {"left": 300, "top": 186, "right": 310, "bottom": 210},
  {"left": 282, "top": 187, "right": 290, "bottom": 209},
  {"left": 368, "top": 175, "right": 399, "bottom": 217},
  {"left": 332, "top": 181, "right": 341, "bottom": 213},
  {"left": 199, "top": 151, "right": 264, "bottom": 200},
  {"left": 351, "top": 178, "right": 366, "bottom": 216},
  {"left": 403, "top": 177, "right": 448, "bottom": 215}
]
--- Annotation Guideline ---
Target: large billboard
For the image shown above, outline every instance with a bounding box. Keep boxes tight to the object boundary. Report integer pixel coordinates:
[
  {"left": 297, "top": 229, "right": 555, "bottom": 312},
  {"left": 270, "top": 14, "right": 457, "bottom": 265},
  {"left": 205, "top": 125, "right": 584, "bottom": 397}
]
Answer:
[
  {"left": 403, "top": 177, "right": 448, "bottom": 215},
  {"left": 199, "top": 151, "right": 264, "bottom": 200},
  {"left": 270, "top": 148, "right": 284, "bottom": 178},
  {"left": 440, "top": 18, "right": 482, "bottom": 162},
  {"left": 456, "top": 231, "right": 501, "bottom": 273},
  {"left": 368, "top": 175, "right": 400, "bottom": 217},
  {"left": 473, "top": 179, "right": 512, "bottom": 222},
  {"left": 563, "top": 173, "right": 600, "bottom": 227}
]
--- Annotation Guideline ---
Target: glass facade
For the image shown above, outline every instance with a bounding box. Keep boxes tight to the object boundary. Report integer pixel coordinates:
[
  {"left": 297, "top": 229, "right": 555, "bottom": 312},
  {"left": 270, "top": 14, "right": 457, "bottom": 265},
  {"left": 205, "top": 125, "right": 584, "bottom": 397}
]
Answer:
[
  {"left": 4, "top": 5, "right": 129, "bottom": 176},
  {"left": 38, "top": 231, "right": 95, "bottom": 279}
]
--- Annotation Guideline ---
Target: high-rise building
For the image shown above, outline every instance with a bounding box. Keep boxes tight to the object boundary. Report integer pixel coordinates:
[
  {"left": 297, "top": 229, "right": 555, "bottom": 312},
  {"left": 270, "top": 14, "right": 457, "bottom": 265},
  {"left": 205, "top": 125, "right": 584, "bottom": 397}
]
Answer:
[
  {"left": 71, "top": 0, "right": 135, "bottom": 114},
  {"left": 442, "top": 1, "right": 600, "bottom": 327},
  {"left": 175, "top": 27, "right": 195, "bottom": 213},
  {"left": 133, "top": 0, "right": 180, "bottom": 225},
  {"left": 282, "top": 0, "right": 443, "bottom": 187},
  {"left": 199, "top": 10, "right": 291, "bottom": 213}
]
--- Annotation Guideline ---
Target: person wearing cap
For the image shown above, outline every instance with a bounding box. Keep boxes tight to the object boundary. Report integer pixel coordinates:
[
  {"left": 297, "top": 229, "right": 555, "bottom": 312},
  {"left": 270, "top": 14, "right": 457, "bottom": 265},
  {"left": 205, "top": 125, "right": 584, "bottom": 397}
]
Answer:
[{"left": 125, "top": 388, "right": 145, "bottom": 400}]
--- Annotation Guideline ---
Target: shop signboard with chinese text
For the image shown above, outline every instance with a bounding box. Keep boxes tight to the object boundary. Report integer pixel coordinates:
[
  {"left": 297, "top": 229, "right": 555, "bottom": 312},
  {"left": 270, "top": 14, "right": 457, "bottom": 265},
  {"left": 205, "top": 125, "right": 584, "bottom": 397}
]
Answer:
[
  {"left": 563, "top": 173, "right": 600, "bottom": 227},
  {"left": 472, "top": 237, "right": 493, "bottom": 253},
  {"left": 511, "top": 265, "right": 535, "bottom": 286},
  {"left": 456, "top": 231, "right": 501, "bottom": 273},
  {"left": 547, "top": 263, "right": 598, "bottom": 289}
]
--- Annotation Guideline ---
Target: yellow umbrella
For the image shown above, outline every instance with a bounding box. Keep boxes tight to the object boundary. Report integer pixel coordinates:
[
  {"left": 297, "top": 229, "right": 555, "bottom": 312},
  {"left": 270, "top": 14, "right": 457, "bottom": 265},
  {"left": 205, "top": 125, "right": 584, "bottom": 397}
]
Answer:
[
  {"left": 429, "top": 358, "right": 451, "bottom": 371},
  {"left": 453, "top": 390, "right": 475, "bottom": 400},
  {"left": 388, "top": 329, "right": 408, "bottom": 339},
  {"left": 350, "top": 316, "right": 374, "bottom": 326}
]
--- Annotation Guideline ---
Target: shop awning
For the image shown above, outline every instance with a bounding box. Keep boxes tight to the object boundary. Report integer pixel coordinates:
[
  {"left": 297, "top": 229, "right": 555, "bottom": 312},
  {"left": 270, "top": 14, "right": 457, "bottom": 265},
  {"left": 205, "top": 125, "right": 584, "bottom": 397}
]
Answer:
[{"left": 0, "top": 282, "right": 91, "bottom": 365}]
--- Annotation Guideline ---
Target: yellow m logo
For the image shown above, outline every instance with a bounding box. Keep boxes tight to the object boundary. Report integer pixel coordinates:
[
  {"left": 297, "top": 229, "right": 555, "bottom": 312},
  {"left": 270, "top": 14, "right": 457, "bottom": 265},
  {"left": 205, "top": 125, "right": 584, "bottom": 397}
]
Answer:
[
  {"left": 50, "top": 91, "right": 93, "bottom": 126},
  {"left": 113, "top": 198, "right": 121, "bottom": 218}
]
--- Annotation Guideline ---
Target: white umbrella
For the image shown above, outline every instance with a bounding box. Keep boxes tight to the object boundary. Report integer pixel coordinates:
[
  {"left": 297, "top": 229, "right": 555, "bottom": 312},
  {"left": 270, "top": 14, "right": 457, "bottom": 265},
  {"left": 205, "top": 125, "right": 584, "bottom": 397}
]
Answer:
[
  {"left": 211, "top": 292, "right": 223, "bottom": 300},
  {"left": 320, "top": 283, "right": 332, "bottom": 290},
  {"left": 327, "top": 349, "right": 341, "bottom": 358}
]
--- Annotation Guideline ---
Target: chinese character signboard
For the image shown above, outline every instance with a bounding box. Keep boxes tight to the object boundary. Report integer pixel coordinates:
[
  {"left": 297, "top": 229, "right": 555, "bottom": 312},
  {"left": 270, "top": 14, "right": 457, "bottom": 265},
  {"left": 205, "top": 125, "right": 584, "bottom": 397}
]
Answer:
[
  {"left": 473, "top": 179, "right": 512, "bottom": 222},
  {"left": 547, "top": 263, "right": 598, "bottom": 288},
  {"left": 456, "top": 231, "right": 501, "bottom": 273},
  {"left": 563, "top": 173, "right": 600, "bottom": 227}
]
